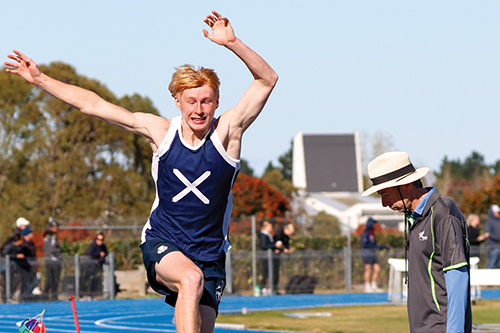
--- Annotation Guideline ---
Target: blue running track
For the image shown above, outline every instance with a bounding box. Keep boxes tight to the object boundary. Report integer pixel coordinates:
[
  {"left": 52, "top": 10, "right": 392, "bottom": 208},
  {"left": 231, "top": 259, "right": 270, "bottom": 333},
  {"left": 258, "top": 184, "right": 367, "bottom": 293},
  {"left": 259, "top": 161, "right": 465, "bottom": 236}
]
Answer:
[{"left": 1, "top": 290, "right": 499, "bottom": 333}]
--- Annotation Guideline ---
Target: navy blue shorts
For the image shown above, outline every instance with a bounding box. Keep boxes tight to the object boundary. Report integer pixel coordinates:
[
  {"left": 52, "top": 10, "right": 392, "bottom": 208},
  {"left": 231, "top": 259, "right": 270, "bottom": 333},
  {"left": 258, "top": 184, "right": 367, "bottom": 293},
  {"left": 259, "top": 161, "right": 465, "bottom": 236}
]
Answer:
[
  {"left": 361, "top": 248, "right": 379, "bottom": 265},
  {"left": 140, "top": 238, "right": 226, "bottom": 315}
]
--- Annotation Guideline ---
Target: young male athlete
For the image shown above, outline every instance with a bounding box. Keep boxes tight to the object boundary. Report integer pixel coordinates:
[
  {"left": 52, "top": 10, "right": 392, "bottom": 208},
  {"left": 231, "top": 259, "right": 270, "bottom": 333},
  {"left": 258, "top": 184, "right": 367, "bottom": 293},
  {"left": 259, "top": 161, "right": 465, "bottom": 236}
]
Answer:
[{"left": 5, "top": 10, "right": 278, "bottom": 333}]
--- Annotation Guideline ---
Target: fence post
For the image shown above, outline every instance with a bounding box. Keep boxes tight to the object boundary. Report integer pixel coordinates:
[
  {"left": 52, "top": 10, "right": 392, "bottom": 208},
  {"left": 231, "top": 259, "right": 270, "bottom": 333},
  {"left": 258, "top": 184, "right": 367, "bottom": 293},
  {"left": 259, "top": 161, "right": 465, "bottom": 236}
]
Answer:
[
  {"left": 5, "top": 255, "right": 11, "bottom": 301},
  {"left": 344, "top": 246, "right": 351, "bottom": 292},
  {"left": 109, "top": 252, "right": 115, "bottom": 300},
  {"left": 251, "top": 216, "right": 257, "bottom": 293},
  {"left": 267, "top": 249, "right": 274, "bottom": 295},
  {"left": 225, "top": 251, "right": 233, "bottom": 294},
  {"left": 75, "top": 254, "right": 80, "bottom": 300}
]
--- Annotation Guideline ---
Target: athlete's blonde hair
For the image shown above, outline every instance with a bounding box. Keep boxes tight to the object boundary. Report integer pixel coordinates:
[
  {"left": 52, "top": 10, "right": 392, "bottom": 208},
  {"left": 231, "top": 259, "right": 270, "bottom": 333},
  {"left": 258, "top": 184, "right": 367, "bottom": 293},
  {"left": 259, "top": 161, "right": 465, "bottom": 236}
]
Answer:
[{"left": 168, "top": 64, "right": 220, "bottom": 98}]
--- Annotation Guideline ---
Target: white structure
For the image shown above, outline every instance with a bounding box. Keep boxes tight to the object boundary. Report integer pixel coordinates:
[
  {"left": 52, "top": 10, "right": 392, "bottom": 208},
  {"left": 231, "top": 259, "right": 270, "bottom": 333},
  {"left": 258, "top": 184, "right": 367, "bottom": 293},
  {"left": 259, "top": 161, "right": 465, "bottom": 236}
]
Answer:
[{"left": 292, "top": 131, "right": 401, "bottom": 233}]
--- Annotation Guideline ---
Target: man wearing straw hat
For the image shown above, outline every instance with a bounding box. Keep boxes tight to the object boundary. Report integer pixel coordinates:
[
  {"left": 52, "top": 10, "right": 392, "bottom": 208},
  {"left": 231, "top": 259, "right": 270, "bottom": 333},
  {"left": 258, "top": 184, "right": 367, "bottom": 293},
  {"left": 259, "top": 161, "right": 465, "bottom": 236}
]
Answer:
[{"left": 362, "top": 151, "right": 471, "bottom": 333}]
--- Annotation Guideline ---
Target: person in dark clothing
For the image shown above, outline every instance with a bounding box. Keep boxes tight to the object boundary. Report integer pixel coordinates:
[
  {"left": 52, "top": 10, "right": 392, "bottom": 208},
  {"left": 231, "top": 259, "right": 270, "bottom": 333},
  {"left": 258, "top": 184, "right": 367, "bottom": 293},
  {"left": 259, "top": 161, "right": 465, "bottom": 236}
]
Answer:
[
  {"left": 485, "top": 204, "right": 500, "bottom": 268},
  {"left": 362, "top": 151, "right": 471, "bottom": 333},
  {"left": 1, "top": 217, "right": 31, "bottom": 258},
  {"left": 466, "top": 214, "right": 488, "bottom": 247},
  {"left": 21, "top": 226, "right": 39, "bottom": 298},
  {"left": 83, "top": 233, "right": 108, "bottom": 296},
  {"left": 258, "top": 221, "right": 281, "bottom": 295},
  {"left": 360, "top": 218, "right": 388, "bottom": 293},
  {"left": 43, "top": 218, "right": 62, "bottom": 301},
  {"left": 13, "top": 217, "right": 31, "bottom": 239},
  {"left": 274, "top": 223, "right": 295, "bottom": 254},
  {"left": 273, "top": 223, "right": 295, "bottom": 294},
  {"left": 3, "top": 233, "right": 32, "bottom": 301}
]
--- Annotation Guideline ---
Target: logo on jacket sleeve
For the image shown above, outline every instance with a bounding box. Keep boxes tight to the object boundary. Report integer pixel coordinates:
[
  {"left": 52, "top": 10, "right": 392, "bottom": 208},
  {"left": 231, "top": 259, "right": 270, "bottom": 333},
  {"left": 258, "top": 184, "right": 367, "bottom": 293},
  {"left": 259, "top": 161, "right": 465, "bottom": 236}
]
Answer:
[{"left": 418, "top": 230, "right": 428, "bottom": 241}]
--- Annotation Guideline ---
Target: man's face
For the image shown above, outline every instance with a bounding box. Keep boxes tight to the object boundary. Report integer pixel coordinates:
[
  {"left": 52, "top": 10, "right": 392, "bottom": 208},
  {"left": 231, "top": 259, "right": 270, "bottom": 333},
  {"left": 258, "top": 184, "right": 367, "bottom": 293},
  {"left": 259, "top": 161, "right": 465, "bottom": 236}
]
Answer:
[
  {"left": 378, "top": 186, "right": 409, "bottom": 213},
  {"left": 175, "top": 85, "right": 219, "bottom": 135}
]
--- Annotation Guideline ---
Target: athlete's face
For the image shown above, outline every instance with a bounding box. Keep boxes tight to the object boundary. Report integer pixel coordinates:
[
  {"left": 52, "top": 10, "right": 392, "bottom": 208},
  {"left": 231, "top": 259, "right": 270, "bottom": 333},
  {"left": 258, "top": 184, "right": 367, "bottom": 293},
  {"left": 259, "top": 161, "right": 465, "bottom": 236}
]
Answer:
[
  {"left": 175, "top": 85, "right": 219, "bottom": 136},
  {"left": 378, "top": 185, "right": 410, "bottom": 213}
]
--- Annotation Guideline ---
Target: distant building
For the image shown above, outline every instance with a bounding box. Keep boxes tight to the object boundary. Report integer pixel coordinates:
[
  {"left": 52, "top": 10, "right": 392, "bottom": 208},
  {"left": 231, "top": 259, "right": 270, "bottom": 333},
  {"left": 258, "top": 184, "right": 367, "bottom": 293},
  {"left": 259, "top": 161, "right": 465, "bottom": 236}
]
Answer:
[{"left": 292, "top": 131, "right": 401, "bottom": 233}]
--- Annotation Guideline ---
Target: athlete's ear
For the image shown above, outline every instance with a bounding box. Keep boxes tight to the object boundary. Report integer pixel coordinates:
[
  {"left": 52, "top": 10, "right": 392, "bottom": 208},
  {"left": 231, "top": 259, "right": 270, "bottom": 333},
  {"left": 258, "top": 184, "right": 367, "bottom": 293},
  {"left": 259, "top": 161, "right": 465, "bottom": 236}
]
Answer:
[
  {"left": 215, "top": 95, "right": 219, "bottom": 109},
  {"left": 174, "top": 94, "right": 182, "bottom": 111}
]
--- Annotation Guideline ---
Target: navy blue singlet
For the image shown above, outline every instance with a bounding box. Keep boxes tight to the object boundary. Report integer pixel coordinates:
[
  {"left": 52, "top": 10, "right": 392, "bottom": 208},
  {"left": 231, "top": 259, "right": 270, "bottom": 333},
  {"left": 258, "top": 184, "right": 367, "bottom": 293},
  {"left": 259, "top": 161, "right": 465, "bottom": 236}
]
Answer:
[{"left": 141, "top": 116, "right": 240, "bottom": 261}]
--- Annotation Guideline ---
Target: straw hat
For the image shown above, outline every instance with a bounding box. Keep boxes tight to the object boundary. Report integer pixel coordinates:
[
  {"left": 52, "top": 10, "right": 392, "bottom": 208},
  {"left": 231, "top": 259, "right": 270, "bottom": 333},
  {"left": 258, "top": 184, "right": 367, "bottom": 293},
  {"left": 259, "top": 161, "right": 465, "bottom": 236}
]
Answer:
[{"left": 361, "top": 151, "right": 429, "bottom": 197}]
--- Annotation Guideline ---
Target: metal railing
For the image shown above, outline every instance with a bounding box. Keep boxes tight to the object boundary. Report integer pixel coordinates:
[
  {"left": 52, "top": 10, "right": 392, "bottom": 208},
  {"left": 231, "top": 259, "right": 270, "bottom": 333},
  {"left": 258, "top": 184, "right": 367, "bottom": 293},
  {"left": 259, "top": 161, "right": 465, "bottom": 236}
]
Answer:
[
  {"left": 1, "top": 246, "right": 490, "bottom": 302},
  {"left": 1, "top": 253, "right": 116, "bottom": 303}
]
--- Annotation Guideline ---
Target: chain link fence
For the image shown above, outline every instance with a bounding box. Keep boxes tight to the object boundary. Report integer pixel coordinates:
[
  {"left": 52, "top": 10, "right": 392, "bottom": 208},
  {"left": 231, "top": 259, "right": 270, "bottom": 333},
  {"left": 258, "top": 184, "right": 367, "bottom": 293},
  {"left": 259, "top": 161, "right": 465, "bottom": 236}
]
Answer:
[
  {"left": 0, "top": 214, "right": 492, "bottom": 302},
  {"left": 0, "top": 254, "right": 116, "bottom": 303}
]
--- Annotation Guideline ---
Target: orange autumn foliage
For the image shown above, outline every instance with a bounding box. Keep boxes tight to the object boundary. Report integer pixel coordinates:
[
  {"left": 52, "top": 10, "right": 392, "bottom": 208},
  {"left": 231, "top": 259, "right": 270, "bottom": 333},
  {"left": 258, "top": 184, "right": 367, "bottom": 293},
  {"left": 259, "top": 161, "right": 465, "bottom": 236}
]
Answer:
[{"left": 231, "top": 173, "right": 290, "bottom": 219}]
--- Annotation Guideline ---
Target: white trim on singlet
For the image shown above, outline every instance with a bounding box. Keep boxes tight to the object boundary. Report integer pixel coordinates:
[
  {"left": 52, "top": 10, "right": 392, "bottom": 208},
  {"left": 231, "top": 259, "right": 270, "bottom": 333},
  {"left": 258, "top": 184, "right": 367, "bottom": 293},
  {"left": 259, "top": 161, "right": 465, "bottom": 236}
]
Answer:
[
  {"left": 141, "top": 117, "right": 180, "bottom": 244},
  {"left": 211, "top": 128, "right": 240, "bottom": 168}
]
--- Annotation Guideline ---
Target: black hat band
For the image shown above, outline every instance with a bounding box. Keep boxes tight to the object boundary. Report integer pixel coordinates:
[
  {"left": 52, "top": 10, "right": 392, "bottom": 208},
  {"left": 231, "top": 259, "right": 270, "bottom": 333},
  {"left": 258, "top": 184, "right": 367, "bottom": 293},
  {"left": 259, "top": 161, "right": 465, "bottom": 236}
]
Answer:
[{"left": 370, "top": 164, "right": 415, "bottom": 186}]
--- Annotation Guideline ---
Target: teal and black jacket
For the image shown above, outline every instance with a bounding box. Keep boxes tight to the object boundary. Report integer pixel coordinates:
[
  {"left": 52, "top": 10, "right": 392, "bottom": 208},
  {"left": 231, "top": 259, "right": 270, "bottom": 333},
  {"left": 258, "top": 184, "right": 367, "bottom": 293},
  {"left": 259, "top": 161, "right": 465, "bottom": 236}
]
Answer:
[{"left": 406, "top": 188, "right": 472, "bottom": 333}]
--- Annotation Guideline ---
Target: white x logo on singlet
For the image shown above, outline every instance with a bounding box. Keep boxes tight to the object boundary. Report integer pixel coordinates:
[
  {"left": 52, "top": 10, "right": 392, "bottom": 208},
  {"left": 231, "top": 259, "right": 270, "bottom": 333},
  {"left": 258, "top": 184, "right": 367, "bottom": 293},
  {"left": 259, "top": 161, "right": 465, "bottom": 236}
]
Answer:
[{"left": 172, "top": 169, "right": 211, "bottom": 204}]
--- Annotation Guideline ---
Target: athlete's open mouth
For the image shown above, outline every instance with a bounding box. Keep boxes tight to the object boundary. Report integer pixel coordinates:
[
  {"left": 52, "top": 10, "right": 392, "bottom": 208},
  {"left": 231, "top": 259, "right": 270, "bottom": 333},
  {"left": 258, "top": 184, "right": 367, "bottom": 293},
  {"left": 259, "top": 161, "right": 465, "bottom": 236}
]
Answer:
[{"left": 191, "top": 116, "right": 206, "bottom": 123}]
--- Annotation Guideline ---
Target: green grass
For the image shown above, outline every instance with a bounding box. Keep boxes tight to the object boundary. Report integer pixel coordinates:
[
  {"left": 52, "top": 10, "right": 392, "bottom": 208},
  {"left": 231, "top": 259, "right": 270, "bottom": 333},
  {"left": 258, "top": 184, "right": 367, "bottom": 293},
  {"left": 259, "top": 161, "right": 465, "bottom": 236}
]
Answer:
[{"left": 216, "top": 300, "right": 500, "bottom": 333}]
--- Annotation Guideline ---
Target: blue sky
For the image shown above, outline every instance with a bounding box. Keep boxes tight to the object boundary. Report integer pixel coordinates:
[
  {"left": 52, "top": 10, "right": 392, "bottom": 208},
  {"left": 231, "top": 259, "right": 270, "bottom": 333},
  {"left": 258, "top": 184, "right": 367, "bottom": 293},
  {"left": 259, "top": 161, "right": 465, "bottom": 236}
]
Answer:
[{"left": 3, "top": 1, "right": 500, "bottom": 176}]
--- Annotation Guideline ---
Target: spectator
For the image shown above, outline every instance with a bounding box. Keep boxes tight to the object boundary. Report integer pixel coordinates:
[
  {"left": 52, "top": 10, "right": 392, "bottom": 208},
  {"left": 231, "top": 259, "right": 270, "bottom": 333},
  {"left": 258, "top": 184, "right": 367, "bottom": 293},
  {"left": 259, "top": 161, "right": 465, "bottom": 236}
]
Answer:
[
  {"left": 274, "top": 223, "right": 295, "bottom": 254},
  {"left": 21, "top": 226, "right": 40, "bottom": 297},
  {"left": 43, "top": 217, "right": 62, "bottom": 301},
  {"left": 83, "top": 233, "right": 108, "bottom": 297},
  {"left": 1, "top": 217, "right": 31, "bottom": 256},
  {"left": 485, "top": 204, "right": 500, "bottom": 269},
  {"left": 273, "top": 223, "right": 295, "bottom": 294},
  {"left": 360, "top": 218, "right": 387, "bottom": 293},
  {"left": 466, "top": 214, "right": 489, "bottom": 247},
  {"left": 258, "top": 221, "right": 281, "bottom": 295},
  {"left": 3, "top": 233, "right": 31, "bottom": 301}
]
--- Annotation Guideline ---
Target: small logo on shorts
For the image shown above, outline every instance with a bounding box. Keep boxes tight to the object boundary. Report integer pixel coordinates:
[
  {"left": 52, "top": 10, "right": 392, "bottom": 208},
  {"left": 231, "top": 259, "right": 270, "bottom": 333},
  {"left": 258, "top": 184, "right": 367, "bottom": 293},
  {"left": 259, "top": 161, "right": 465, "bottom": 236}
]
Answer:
[
  {"left": 419, "top": 231, "right": 428, "bottom": 241},
  {"left": 157, "top": 245, "right": 168, "bottom": 254},
  {"left": 215, "top": 280, "right": 226, "bottom": 304}
]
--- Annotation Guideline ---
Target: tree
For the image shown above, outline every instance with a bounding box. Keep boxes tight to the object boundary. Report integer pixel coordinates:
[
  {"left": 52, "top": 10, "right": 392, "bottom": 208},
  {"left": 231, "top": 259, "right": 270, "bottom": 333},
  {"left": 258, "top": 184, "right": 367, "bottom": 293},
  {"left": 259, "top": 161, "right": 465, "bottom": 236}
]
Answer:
[
  {"left": 360, "top": 131, "right": 395, "bottom": 193},
  {"left": 239, "top": 158, "right": 254, "bottom": 177},
  {"left": 262, "top": 142, "right": 295, "bottom": 198},
  {"left": 306, "top": 211, "right": 341, "bottom": 237},
  {"left": 231, "top": 173, "right": 290, "bottom": 219},
  {"left": 277, "top": 141, "right": 293, "bottom": 181},
  {"left": 0, "top": 62, "right": 157, "bottom": 236},
  {"left": 461, "top": 176, "right": 500, "bottom": 215},
  {"left": 261, "top": 168, "right": 295, "bottom": 199},
  {"left": 360, "top": 130, "right": 395, "bottom": 172},
  {"left": 434, "top": 151, "right": 493, "bottom": 203}
]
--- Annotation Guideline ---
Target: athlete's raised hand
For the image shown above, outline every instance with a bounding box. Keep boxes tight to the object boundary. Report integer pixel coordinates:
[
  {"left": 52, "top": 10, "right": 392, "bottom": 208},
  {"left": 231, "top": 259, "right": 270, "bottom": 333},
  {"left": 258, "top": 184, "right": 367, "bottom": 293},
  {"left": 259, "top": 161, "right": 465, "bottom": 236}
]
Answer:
[
  {"left": 4, "top": 50, "right": 42, "bottom": 85},
  {"left": 203, "top": 10, "right": 237, "bottom": 46}
]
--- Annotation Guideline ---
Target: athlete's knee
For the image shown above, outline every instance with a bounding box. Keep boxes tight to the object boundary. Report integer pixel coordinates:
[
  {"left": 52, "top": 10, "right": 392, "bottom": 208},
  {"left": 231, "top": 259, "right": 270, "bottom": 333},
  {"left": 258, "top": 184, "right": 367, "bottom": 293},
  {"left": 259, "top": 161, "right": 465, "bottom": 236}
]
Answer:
[{"left": 180, "top": 268, "right": 204, "bottom": 295}]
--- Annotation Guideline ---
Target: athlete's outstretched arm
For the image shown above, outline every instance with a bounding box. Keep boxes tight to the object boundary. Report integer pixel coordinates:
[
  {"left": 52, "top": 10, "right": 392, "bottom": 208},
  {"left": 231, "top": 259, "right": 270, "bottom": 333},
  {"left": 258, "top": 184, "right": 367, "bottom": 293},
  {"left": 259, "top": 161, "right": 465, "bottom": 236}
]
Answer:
[
  {"left": 4, "top": 50, "right": 167, "bottom": 148},
  {"left": 203, "top": 11, "right": 278, "bottom": 157}
]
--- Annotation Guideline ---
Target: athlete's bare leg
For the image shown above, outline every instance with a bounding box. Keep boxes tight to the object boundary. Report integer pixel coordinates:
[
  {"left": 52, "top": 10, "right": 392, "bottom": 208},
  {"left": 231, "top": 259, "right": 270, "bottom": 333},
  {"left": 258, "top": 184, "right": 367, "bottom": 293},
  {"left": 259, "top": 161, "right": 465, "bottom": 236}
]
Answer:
[
  {"left": 371, "top": 263, "right": 381, "bottom": 283},
  {"left": 199, "top": 305, "right": 217, "bottom": 333},
  {"left": 155, "top": 251, "right": 205, "bottom": 333}
]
